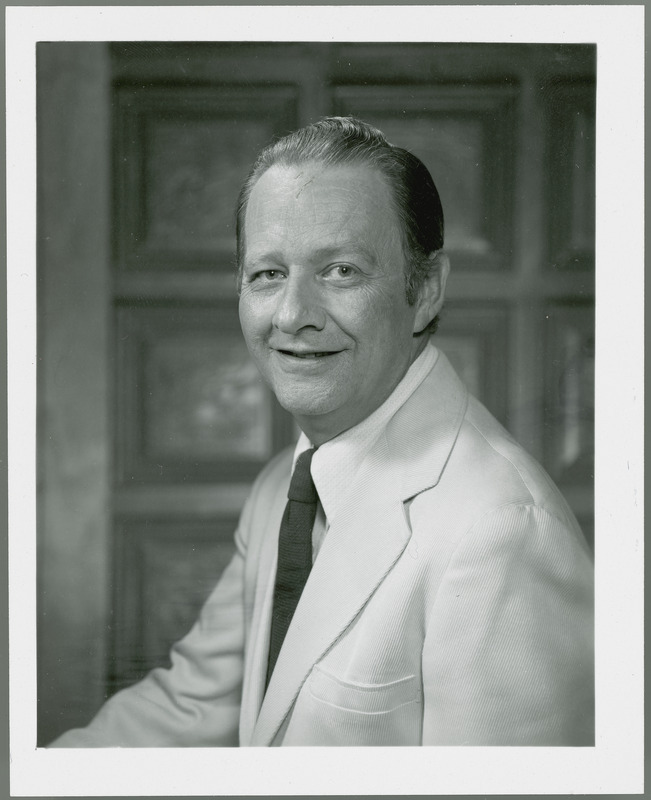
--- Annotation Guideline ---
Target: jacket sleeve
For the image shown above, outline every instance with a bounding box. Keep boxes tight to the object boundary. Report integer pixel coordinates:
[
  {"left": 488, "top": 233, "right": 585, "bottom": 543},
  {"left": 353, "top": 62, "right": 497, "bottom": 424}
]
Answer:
[
  {"left": 49, "top": 526, "right": 247, "bottom": 748},
  {"left": 421, "top": 502, "right": 594, "bottom": 746}
]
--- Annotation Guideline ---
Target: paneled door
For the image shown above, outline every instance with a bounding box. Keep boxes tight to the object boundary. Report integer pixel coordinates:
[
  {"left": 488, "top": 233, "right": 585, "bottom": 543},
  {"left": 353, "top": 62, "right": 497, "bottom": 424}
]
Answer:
[{"left": 37, "top": 42, "right": 594, "bottom": 740}]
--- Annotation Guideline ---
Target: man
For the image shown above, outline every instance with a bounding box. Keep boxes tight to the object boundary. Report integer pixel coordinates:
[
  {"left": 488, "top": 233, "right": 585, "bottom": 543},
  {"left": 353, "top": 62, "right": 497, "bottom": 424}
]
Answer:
[{"left": 51, "top": 117, "right": 593, "bottom": 747}]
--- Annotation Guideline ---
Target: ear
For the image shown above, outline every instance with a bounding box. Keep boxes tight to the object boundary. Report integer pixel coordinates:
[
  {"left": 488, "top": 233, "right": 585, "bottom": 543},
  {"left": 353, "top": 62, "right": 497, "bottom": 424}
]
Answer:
[{"left": 412, "top": 250, "right": 450, "bottom": 334}]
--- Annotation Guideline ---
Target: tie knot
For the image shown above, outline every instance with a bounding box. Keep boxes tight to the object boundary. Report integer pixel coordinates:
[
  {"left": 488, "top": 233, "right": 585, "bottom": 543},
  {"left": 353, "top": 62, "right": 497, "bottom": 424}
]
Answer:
[{"left": 288, "top": 448, "right": 318, "bottom": 503}]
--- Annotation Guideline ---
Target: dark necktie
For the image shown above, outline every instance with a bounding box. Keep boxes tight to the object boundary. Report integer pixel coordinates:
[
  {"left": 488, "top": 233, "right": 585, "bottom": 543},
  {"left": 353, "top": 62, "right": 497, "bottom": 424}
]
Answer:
[{"left": 265, "top": 447, "right": 318, "bottom": 689}]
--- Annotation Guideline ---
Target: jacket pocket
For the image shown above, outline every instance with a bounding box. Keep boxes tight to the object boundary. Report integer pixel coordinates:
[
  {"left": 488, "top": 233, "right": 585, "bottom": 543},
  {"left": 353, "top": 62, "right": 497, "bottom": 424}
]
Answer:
[
  {"left": 308, "top": 666, "right": 421, "bottom": 712},
  {"left": 281, "top": 666, "right": 422, "bottom": 746}
]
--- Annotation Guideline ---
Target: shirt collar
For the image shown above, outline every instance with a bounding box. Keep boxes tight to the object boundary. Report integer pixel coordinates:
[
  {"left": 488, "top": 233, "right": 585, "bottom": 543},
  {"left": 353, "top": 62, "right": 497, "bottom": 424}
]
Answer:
[{"left": 292, "top": 342, "right": 439, "bottom": 524}]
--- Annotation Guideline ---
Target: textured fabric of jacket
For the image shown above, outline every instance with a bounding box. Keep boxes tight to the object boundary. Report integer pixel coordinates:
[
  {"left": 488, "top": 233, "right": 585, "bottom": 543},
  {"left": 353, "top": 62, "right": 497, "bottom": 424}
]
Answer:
[{"left": 51, "top": 351, "right": 594, "bottom": 747}]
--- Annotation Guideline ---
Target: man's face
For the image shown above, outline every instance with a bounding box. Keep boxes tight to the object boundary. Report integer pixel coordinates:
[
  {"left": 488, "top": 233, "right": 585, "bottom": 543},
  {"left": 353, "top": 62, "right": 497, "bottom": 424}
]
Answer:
[{"left": 238, "top": 162, "right": 434, "bottom": 445}]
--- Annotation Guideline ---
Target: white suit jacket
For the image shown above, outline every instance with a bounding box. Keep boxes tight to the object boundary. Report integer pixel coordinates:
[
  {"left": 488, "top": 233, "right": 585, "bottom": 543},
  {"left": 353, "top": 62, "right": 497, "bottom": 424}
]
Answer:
[{"left": 52, "top": 352, "right": 594, "bottom": 747}]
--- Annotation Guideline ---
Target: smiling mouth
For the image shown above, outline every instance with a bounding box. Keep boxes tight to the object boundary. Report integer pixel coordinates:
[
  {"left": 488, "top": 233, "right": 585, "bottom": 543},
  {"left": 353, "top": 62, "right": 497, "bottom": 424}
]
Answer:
[{"left": 277, "top": 349, "right": 339, "bottom": 359}]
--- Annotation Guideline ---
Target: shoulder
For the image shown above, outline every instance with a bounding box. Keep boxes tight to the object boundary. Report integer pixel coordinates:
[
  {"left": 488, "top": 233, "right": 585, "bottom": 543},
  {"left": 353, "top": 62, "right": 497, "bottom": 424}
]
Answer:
[
  {"left": 406, "top": 381, "right": 589, "bottom": 563},
  {"left": 456, "top": 395, "right": 580, "bottom": 531}
]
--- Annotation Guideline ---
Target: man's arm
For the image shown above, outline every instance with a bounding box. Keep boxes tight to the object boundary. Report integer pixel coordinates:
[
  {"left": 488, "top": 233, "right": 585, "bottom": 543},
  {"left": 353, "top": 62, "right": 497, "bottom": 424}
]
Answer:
[
  {"left": 49, "top": 528, "right": 246, "bottom": 748},
  {"left": 421, "top": 503, "right": 594, "bottom": 746}
]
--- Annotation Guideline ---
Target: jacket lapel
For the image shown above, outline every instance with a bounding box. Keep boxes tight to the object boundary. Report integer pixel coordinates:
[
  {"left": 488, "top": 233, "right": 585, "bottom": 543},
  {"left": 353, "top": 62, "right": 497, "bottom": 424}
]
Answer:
[
  {"left": 238, "top": 470, "right": 288, "bottom": 746},
  {"left": 387, "top": 350, "right": 468, "bottom": 501}
]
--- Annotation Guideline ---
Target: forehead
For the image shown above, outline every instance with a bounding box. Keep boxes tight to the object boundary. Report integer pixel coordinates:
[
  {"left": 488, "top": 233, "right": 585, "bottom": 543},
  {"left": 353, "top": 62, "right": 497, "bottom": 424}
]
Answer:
[{"left": 243, "top": 162, "right": 402, "bottom": 253}]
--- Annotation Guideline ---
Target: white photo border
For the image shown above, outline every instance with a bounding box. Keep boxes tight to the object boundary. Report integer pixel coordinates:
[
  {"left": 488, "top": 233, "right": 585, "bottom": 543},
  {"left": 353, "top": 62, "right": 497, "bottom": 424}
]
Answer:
[{"left": 7, "top": 5, "right": 645, "bottom": 796}]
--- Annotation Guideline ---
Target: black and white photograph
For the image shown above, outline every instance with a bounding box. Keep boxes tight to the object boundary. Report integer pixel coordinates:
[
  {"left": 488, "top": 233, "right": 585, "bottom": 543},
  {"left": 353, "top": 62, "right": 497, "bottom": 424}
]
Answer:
[{"left": 7, "top": 5, "right": 644, "bottom": 797}]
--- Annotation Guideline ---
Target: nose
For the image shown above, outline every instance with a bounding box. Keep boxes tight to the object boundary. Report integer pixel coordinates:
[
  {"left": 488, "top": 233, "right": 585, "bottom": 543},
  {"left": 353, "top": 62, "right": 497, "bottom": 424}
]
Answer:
[{"left": 272, "top": 273, "right": 326, "bottom": 334}]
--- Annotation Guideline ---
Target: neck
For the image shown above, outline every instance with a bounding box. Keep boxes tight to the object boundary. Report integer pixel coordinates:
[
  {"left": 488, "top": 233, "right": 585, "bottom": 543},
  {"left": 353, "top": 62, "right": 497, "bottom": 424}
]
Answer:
[{"left": 296, "top": 337, "right": 430, "bottom": 447}]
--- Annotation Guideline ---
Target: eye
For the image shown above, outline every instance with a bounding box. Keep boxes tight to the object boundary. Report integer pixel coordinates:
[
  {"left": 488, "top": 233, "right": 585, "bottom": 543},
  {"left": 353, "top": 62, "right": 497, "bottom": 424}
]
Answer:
[
  {"left": 246, "top": 269, "right": 285, "bottom": 284},
  {"left": 324, "top": 263, "right": 358, "bottom": 281},
  {"left": 259, "top": 269, "right": 284, "bottom": 280}
]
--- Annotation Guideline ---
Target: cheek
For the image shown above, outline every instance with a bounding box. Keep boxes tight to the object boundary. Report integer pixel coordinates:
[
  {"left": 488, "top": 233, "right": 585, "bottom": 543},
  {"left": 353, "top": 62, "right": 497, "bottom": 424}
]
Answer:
[
  {"left": 345, "top": 288, "right": 413, "bottom": 344},
  {"left": 238, "top": 295, "right": 269, "bottom": 342}
]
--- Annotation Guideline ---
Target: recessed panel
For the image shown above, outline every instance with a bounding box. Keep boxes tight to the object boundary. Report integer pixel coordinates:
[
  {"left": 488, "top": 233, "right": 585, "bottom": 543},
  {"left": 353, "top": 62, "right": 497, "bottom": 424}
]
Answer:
[
  {"left": 114, "top": 86, "right": 297, "bottom": 271},
  {"left": 335, "top": 86, "right": 517, "bottom": 270},
  {"left": 109, "top": 520, "right": 237, "bottom": 692},
  {"left": 145, "top": 117, "right": 272, "bottom": 254},
  {"left": 145, "top": 335, "right": 270, "bottom": 461},
  {"left": 116, "top": 303, "right": 294, "bottom": 484}
]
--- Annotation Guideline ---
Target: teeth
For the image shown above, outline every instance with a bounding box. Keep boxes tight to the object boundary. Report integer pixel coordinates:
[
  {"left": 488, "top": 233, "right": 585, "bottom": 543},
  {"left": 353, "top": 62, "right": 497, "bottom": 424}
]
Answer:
[{"left": 279, "top": 350, "right": 333, "bottom": 358}]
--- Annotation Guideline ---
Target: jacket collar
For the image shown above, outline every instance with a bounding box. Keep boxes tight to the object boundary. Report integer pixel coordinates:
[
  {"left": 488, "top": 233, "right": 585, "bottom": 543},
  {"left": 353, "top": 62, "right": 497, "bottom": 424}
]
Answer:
[{"left": 386, "top": 349, "right": 469, "bottom": 501}]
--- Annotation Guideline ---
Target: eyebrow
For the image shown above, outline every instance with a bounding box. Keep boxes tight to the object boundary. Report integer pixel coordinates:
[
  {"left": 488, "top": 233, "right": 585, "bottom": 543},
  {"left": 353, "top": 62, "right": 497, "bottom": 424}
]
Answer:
[
  {"left": 242, "top": 251, "right": 284, "bottom": 271},
  {"left": 243, "top": 243, "right": 379, "bottom": 270}
]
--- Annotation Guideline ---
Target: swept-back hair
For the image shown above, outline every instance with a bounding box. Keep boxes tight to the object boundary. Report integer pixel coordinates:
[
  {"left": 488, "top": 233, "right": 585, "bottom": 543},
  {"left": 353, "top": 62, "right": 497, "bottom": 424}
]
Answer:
[{"left": 236, "top": 116, "right": 445, "bottom": 334}]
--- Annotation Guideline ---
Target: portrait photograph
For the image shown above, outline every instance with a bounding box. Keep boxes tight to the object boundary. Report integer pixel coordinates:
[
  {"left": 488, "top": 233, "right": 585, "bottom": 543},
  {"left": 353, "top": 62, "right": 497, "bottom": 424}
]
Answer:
[{"left": 7, "top": 5, "right": 644, "bottom": 797}]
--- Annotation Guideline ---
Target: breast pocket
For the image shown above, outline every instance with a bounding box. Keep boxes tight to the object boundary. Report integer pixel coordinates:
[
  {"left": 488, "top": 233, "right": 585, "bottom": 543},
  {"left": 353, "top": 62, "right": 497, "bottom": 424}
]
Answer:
[{"left": 283, "top": 666, "right": 423, "bottom": 746}]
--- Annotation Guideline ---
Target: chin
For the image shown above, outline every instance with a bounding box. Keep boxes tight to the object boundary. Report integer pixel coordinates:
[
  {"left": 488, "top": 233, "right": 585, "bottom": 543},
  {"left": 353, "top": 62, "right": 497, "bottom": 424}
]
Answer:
[
  {"left": 274, "top": 388, "right": 342, "bottom": 420},
  {"left": 277, "top": 398, "right": 335, "bottom": 419}
]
